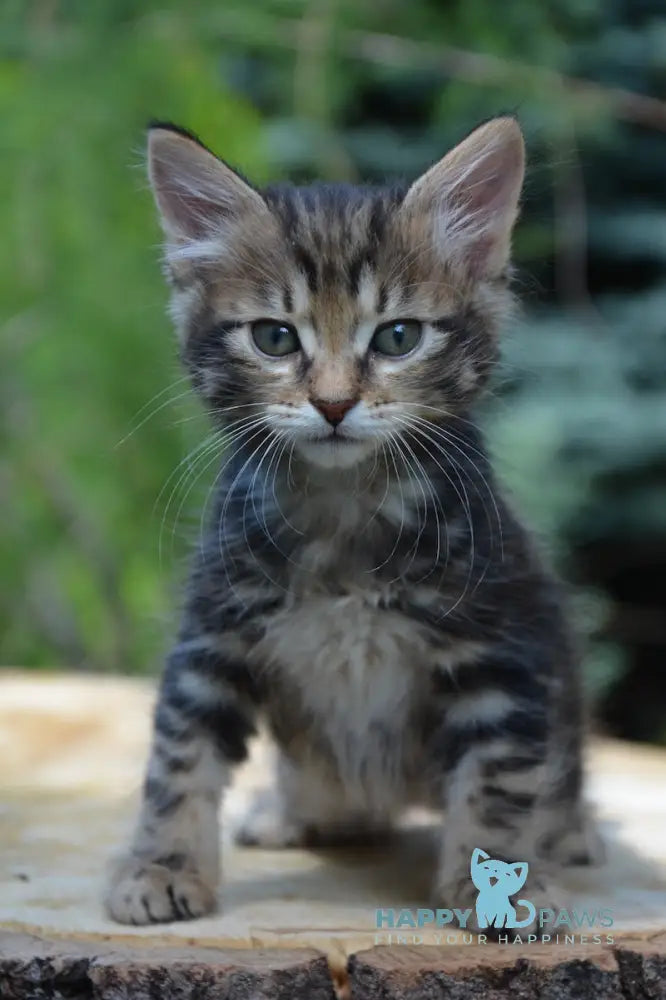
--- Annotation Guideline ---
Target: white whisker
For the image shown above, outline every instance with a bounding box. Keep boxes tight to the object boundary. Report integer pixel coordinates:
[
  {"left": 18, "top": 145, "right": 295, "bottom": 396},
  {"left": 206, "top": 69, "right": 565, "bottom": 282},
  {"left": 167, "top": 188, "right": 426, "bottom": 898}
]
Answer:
[
  {"left": 367, "top": 432, "right": 406, "bottom": 573},
  {"left": 116, "top": 385, "right": 195, "bottom": 448},
  {"left": 395, "top": 421, "right": 477, "bottom": 619}
]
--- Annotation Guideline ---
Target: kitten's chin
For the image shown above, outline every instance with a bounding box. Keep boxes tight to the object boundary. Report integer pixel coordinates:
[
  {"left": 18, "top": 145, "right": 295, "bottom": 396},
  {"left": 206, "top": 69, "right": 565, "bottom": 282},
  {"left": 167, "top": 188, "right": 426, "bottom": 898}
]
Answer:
[{"left": 295, "top": 437, "right": 374, "bottom": 470}]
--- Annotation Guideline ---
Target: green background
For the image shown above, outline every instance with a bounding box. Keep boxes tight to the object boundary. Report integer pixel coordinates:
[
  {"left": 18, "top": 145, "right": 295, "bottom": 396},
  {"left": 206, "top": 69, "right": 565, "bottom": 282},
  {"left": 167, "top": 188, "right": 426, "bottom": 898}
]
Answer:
[{"left": 3, "top": 0, "right": 666, "bottom": 743}]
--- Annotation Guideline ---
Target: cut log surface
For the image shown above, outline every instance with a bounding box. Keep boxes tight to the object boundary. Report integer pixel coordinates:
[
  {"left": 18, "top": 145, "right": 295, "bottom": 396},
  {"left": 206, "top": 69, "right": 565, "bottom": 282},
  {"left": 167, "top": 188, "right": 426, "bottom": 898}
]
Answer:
[
  {"left": 615, "top": 932, "right": 666, "bottom": 1000},
  {"left": 1, "top": 672, "right": 666, "bottom": 998},
  {"left": 348, "top": 937, "right": 666, "bottom": 999},
  {"left": 0, "top": 931, "right": 337, "bottom": 999},
  {"left": 2, "top": 933, "right": 666, "bottom": 999}
]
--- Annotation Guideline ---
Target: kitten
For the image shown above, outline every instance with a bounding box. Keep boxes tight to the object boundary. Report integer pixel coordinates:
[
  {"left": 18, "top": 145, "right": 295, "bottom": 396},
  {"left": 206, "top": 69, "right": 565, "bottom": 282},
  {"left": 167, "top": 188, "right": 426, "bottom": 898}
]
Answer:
[{"left": 105, "top": 116, "right": 600, "bottom": 929}]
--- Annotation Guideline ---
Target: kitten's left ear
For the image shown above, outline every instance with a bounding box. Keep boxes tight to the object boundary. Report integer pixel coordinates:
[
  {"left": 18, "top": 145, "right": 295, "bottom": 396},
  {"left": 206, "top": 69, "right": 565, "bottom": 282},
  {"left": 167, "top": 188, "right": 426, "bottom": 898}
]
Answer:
[
  {"left": 147, "top": 123, "right": 271, "bottom": 245},
  {"left": 400, "top": 116, "right": 525, "bottom": 279}
]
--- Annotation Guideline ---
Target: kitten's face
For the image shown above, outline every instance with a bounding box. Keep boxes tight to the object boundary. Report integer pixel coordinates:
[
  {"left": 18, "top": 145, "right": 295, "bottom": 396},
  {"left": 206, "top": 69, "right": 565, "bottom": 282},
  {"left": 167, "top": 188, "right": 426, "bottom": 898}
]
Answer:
[{"left": 148, "top": 119, "right": 524, "bottom": 470}]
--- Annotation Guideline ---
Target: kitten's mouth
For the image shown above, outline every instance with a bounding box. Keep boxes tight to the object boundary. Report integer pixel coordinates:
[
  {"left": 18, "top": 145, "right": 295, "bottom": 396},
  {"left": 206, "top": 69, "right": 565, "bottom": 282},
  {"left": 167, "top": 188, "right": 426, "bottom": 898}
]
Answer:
[
  {"left": 489, "top": 876, "right": 498, "bottom": 886},
  {"left": 295, "top": 433, "right": 372, "bottom": 469},
  {"left": 311, "top": 434, "right": 360, "bottom": 445}
]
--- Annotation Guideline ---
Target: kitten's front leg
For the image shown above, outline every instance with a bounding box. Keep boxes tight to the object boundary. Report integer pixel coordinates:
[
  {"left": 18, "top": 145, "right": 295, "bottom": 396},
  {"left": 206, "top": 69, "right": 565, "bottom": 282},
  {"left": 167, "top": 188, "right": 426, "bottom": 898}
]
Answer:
[
  {"left": 430, "top": 660, "right": 560, "bottom": 933},
  {"left": 105, "top": 635, "right": 257, "bottom": 924}
]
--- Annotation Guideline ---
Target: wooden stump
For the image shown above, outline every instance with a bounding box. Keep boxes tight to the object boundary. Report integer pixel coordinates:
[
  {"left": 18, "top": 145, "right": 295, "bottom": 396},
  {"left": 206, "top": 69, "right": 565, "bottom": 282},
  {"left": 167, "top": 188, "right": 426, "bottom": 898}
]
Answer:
[
  {"left": 348, "top": 944, "right": 623, "bottom": 999},
  {"left": 615, "top": 933, "right": 666, "bottom": 1000},
  {"left": 3, "top": 932, "right": 666, "bottom": 998},
  {"left": 0, "top": 932, "right": 336, "bottom": 1000},
  {"left": 1, "top": 673, "right": 666, "bottom": 997}
]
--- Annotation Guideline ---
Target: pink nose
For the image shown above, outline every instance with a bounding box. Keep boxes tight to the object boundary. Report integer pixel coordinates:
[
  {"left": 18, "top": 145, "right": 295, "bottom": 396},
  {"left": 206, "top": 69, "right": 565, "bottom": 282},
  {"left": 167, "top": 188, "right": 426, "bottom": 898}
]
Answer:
[{"left": 311, "top": 398, "right": 357, "bottom": 427}]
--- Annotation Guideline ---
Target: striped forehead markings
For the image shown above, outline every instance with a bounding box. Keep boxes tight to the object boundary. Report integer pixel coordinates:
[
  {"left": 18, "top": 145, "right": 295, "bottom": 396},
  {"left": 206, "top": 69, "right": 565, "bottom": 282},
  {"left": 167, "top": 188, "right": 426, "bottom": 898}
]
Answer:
[{"left": 267, "top": 184, "right": 398, "bottom": 303}]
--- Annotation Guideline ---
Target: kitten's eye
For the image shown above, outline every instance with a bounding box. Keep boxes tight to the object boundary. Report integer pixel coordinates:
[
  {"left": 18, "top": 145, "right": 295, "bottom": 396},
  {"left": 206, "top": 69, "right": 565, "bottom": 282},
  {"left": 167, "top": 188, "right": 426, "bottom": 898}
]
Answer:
[
  {"left": 251, "top": 320, "right": 300, "bottom": 357},
  {"left": 371, "top": 319, "right": 422, "bottom": 357}
]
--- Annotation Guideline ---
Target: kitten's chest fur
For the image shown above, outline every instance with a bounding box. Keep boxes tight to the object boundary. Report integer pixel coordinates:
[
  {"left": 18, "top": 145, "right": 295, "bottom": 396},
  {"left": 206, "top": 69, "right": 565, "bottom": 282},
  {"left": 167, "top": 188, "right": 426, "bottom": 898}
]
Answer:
[
  {"left": 251, "top": 480, "right": 433, "bottom": 806},
  {"left": 258, "top": 590, "right": 431, "bottom": 802}
]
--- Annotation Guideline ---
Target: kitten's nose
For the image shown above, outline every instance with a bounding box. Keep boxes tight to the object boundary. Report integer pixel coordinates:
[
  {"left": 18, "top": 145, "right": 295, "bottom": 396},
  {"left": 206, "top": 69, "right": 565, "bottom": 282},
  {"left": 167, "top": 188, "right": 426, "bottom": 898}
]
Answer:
[{"left": 311, "top": 397, "right": 357, "bottom": 427}]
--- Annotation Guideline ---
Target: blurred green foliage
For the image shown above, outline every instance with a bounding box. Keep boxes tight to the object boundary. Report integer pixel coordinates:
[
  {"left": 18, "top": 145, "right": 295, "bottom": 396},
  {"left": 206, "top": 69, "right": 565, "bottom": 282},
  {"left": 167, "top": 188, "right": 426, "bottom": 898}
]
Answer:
[{"left": 2, "top": 2, "right": 666, "bottom": 739}]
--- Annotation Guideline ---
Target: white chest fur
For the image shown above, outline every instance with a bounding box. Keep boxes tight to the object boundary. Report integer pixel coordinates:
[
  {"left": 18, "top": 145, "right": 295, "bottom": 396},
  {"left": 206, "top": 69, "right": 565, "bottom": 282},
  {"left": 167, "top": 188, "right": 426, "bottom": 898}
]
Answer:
[{"left": 257, "top": 587, "right": 431, "bottom": 809}]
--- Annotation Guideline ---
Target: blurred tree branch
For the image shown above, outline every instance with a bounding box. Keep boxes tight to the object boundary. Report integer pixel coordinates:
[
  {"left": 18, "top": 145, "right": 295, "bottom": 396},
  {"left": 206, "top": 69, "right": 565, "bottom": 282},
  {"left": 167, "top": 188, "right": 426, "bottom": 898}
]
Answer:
[
  {"left": 549, "top": 105, "right": 601, "bottom": 321},
  {"left": 211, "top": 12, "right": 666, "bottom": 133}
]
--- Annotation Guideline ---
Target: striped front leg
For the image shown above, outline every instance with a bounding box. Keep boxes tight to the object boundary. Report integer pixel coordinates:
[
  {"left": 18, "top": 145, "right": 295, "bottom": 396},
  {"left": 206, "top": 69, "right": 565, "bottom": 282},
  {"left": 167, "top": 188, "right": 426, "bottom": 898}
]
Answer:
[
  {"left": 430, "top": 651, "right": 560, "bottom": 931},
  {"left": 105, "top": 635, "right": 258, "bottom": 924}
]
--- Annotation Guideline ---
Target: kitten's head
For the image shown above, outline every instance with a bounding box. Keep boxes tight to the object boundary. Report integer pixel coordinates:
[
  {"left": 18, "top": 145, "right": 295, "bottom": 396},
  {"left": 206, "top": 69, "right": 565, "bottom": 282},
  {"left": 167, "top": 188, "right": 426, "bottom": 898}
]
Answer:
[
  {"left": 470, "top": 847, "right": 528, "bottom": 894},
  {"left": 147, "top": 117, "right": 524, "bottom": 470}
]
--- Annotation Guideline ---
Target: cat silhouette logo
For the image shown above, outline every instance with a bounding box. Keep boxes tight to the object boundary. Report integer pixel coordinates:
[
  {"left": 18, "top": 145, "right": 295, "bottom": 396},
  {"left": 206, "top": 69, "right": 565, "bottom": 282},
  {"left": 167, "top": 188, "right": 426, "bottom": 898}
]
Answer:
[{"left": 470, "top": 847, "right": 536, "bottom": 929}]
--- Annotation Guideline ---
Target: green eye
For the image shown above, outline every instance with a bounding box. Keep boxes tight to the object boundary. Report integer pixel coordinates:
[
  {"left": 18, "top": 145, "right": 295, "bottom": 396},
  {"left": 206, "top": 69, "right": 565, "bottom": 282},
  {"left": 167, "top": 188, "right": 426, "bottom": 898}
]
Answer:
[
  {"left": 251, "top": 319, "right": 300, "bottom": 357},
  {"left": 371, "top": 319, "right": 422, "bottom": 357}
]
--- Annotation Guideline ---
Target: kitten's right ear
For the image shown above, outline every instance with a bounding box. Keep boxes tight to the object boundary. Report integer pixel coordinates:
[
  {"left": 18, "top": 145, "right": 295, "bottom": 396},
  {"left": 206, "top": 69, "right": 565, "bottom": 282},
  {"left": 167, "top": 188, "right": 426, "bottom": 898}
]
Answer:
[
  {"left": 400, "top": 117, "right": 525, "bottom": 279},
  {"left": 147, "top": 124, "right": 269, "bottom": 243}
]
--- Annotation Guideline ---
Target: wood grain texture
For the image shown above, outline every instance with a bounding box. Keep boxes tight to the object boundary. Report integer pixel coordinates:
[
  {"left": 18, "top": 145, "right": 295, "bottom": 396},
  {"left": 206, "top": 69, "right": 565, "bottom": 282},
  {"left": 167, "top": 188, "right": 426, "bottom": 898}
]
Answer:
[
  {"left": 3, "top": 932, "right": 666, "bottom": 998},
  {"left": 0, "top": 932, "right": 336, "bottom": 1000},
  {"left": 347, "top": 939, "right": 666, "bottom": 1000},
  {"left": 615, "top": 931, "right": 666, "bottom": 999}
]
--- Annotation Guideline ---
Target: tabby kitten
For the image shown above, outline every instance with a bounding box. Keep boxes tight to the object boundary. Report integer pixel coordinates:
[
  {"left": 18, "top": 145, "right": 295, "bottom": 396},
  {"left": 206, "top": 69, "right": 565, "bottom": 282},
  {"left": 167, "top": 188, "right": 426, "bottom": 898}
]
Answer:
[{"left": 105, "top": 117, "right": 599, "bottom": 928}]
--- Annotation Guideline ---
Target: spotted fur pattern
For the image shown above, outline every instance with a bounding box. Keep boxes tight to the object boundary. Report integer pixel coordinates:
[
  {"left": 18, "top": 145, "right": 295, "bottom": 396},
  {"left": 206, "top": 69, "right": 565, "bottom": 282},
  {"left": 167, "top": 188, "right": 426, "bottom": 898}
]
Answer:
[{"left": 105, "top": 117, "right": 600, "bottom": 928}]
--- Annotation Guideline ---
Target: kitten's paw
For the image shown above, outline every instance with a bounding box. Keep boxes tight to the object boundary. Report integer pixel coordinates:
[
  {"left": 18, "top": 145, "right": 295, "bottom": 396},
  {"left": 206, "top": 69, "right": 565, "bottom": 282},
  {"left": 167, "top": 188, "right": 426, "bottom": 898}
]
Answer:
[
  {"left": 433, "top": 873, "right": 561, "bottom": 938},
  {"left": 104, "top": 855, "right": 217, "bottom": 925},
  {"left": 432, "top": 873, "right": 508, "bottom": 938}
]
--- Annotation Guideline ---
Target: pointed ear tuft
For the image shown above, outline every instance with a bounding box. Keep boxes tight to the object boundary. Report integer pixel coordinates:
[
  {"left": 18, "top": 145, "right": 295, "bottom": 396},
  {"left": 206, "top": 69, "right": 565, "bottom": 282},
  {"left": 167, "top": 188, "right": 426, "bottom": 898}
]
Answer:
[
  {"left": 401, "top": 116, "right": 525, "bottom": 279},
  {"left": 471, "top": 847, "right": 490, "bottom": 869},
  {"left": 147, "top": 125, "right": 268, "bottom": 244}
]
